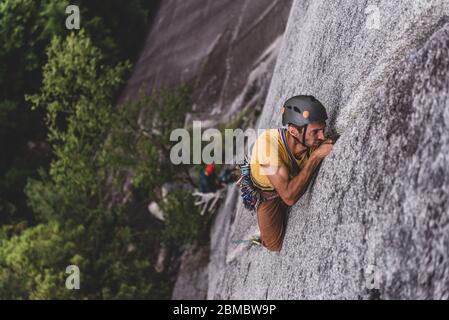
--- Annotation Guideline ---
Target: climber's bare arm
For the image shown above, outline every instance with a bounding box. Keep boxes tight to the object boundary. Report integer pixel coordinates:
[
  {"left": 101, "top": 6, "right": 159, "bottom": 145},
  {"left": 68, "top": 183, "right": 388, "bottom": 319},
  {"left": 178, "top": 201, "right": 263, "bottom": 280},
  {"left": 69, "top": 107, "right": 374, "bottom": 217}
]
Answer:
[
  {"left": 261, "top": 154, "right": 323, "bottom": 206},
  {"left": 261, "top": 140, "right": 334, "bottom": 206}
]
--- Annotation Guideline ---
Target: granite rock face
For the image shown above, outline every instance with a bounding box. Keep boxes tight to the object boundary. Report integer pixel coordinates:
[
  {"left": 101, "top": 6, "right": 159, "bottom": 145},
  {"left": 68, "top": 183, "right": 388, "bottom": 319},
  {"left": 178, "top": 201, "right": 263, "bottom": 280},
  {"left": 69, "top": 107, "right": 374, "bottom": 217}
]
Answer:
[
  {"left": 171, "top": 246, "right": 210, "bottom": 300},
  {"left": 119, "top": 0, "right": 293, "bottom": 127},
  {"left": 209, "top": 0, "right": 449, "bottom": 299}
]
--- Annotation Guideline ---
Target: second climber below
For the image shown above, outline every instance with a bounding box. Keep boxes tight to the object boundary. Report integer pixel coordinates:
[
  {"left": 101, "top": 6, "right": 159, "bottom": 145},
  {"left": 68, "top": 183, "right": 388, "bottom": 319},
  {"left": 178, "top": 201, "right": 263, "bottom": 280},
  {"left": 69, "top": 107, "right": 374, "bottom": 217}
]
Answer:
[{"left": 249, "top": 95, "right": 334, "bottom": 252}]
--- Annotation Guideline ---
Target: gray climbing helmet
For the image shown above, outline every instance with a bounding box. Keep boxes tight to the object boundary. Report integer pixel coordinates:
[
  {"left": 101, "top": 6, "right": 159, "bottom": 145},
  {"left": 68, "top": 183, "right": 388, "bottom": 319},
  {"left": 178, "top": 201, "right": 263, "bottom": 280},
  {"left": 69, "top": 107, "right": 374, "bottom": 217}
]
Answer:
[
  {"left": 281, "top": 95, "right": 328, "bottom": 127},
  {"left": 281, "top": 95, "right": 328, "bottom": 148}
]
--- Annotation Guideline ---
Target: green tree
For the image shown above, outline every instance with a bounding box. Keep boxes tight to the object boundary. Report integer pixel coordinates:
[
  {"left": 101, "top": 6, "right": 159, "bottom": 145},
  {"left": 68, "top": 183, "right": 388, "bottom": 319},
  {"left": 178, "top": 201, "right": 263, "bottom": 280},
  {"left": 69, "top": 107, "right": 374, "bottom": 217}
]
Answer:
[
  {"left": 0, "top": 31, "right": 158, "bottom": 299},
  {"left": 0, "top": 0, "right": 158, "bottom": 226},
  {"left": 0, "top": 0, "right": 70, "bottom": 225},
  {"left": 0, "top": 223, "right": 77, "bottom": 299},
  {"left": 1, "top": 29, "right": 198, "bottom": 299},
  {"left": 160, "top": 191, "right": 205, "bottom": 247}
]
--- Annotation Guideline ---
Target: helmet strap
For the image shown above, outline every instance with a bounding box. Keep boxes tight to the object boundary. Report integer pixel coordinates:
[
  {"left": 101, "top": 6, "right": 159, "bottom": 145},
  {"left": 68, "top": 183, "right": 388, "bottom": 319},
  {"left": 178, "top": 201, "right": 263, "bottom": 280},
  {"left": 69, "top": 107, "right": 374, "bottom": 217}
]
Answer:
[
  {"left": 290, "top": 125, "right": 310, "bottom": 148},
  {"left": 302, "top": 124, "right": 308, "bottom": 147}
]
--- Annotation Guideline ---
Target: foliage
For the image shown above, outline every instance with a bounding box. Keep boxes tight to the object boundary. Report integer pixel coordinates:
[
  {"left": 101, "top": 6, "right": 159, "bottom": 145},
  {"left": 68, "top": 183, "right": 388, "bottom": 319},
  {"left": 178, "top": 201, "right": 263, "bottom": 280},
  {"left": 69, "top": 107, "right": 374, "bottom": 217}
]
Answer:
[
  {"left": 0, "top": 0, "right": 158, "bottom": 225},
  {"left": 160, "top": 191, "right": 205, "bottom": 247},
  {"left": 0, "top": 25, "right": 202, "bottom": 298},
  {"left": 0, "top": 30, "right": 178, "bottom": 299}
]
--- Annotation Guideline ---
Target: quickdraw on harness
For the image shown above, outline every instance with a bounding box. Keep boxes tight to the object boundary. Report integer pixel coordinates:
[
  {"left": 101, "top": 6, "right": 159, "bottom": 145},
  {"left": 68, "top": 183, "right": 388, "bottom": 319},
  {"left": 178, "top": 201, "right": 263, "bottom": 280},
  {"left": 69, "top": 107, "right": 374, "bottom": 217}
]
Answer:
[{"left": 237, "top": 157, "right": 261, "bottom": 212}]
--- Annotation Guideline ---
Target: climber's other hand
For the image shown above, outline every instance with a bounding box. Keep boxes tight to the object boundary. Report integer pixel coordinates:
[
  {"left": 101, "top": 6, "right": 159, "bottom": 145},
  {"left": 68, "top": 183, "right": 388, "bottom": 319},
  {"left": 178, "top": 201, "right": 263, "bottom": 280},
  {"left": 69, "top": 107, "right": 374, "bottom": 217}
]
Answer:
[{"left": 313, "top": 139, "right": 334, "bottom": 159}]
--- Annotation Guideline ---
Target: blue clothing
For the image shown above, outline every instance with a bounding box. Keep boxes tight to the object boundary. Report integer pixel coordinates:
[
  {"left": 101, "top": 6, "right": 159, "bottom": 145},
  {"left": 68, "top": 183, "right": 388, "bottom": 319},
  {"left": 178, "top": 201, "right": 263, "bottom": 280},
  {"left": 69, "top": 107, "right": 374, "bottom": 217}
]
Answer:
[{"left": 199, "top": 170, "right": 218, "bottom": 193}]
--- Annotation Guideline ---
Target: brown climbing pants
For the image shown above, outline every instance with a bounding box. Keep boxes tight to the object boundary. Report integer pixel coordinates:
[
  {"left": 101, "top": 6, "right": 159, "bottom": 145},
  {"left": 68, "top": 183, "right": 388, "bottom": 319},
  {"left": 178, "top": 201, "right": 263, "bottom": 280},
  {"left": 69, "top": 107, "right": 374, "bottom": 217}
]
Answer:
[{"left": 256, "top": 191, "right": 288, "bottom": 252}]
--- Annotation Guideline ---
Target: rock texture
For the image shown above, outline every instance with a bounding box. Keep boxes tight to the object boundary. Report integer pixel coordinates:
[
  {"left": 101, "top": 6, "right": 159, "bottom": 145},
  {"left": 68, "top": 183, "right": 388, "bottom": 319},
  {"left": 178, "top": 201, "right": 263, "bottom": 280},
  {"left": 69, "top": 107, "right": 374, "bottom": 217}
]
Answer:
[
  {"left": 171, "top": 246, "right": 210, "bottom": 300},
  {"left": 209, "top": 0, "right": 449, "bottom": 299},
  {"left": 119, "top": 0, "right": 293, "bottom": 127}
]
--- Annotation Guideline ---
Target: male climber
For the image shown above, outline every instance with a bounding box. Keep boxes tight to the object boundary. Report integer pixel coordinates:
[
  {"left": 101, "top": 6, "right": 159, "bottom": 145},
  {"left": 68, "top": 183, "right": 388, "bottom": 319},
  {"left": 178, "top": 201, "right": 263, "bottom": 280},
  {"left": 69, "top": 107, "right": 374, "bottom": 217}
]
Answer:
[{"left": 248, "top": 95, "right": 334, "bottom": 252}]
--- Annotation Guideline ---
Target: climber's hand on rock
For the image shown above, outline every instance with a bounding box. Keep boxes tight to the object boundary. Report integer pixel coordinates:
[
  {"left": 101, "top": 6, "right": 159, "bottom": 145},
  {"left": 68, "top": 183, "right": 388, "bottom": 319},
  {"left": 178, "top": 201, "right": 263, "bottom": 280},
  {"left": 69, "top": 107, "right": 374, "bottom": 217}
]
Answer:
[
  {"left": 321, "top": 138, "right": 334, "bottom": 144},
  {"left": 313, "top": 139, "right": 334, "bottom": 159}
]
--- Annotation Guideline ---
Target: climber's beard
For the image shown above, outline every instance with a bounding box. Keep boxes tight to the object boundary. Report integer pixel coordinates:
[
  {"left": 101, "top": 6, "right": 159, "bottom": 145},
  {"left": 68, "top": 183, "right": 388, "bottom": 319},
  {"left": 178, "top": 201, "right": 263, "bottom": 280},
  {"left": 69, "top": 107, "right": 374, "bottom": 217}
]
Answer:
[{"left": 291, "top": 130, "right": 323, "bottom": 152}]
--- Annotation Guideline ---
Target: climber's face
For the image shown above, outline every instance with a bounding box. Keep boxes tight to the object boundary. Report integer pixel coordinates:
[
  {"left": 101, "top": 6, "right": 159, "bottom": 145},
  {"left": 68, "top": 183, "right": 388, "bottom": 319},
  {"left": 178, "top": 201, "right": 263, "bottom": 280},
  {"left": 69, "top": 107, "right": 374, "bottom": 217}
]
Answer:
[
  {"left": 305, "top": 122, "right": 326, "bottom": 147},
  {"left": 289, "top": 122, "right": 326, "bottom": 148}
]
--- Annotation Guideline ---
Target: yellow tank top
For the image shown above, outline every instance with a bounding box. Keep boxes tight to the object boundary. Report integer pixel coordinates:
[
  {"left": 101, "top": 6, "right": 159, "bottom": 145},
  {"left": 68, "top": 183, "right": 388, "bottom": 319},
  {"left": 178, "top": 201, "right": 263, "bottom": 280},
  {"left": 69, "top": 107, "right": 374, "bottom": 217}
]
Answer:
[{"left": 249, "top": 129, "right": 314, "bottom": 191}]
